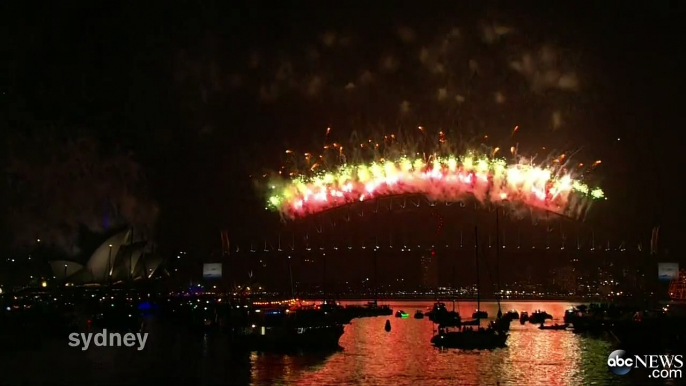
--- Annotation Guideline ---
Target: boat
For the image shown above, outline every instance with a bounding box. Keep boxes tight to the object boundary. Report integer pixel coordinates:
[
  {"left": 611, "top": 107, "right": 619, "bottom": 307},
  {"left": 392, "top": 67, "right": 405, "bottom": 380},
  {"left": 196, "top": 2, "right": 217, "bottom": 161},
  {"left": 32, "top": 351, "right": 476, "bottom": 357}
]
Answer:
[
  {"left": 490, "top": 317, "right": 511, "bottom": 332},
  {"left": 472, "top": 226, "right": 487, "bottom": 321},
  {"left": 436, "top": 264, "right": 465, "bottom": 328},
  {"left": 566, "top": 303, "right": 686, "bottom": 349},
  {"left": 234, "top": 323, "right": 344, "bottom": 351},
  {"left": 414, "top": 310, "right": 424, "bottom": 319},
  {"left": 395, "top": 310, "right": 408, "bottom": 318},
  {"left": 472, "top": 309, "right": 488, "bottom": 319},
  {"left": 519, "top": 311, "right": 529, "bottom": 324},
  {"left": 504, "top": 310, "right": 519, "bottom": 320},
  {"left": 431, "top": 325, "right": 508, "bottom": 349},
  {"left": 232, "top": 306, "right": 345, "bottom": 351},
  {"left": 488, "top": 210, "right": 509, "bottom": 334},
  {"left": 428, "top": 302, "right": 461, "bottom": 326},
  {"left": 343, "top": 301, "right": 393, "bottom": 319},
  {"left": 427, "top": 302, "right": 446, "bottom": 321},
  {"left": 384, "top": 320, "right": 391, "bottom": 332},
  {"left": 539, "top": 323, "right": 569, "bottom": 330},
  {"left": 363, "top": 300, "right": 393, "bottom": 316},
  {"left": 564, "top": 305, "right": 586, "bottom": 324},
  {"left": 320, "top": 300, "right": 355, "bottom": 324},
  {"left": 442, "top": 310, "right": 461, "bottom": 325},
  {"left": 529, "top": 310, "right": 553, "bottom": 324},
  {"left": 431, "top": 227, "right": 508, "bottom": 350}
]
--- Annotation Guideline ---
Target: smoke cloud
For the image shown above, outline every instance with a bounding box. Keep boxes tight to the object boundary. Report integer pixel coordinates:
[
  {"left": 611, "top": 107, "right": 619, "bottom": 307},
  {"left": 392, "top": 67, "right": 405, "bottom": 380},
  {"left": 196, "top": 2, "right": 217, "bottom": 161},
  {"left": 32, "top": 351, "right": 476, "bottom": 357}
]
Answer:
[{"left": 6, "top": 134, "right": 158, "bottom": 255}]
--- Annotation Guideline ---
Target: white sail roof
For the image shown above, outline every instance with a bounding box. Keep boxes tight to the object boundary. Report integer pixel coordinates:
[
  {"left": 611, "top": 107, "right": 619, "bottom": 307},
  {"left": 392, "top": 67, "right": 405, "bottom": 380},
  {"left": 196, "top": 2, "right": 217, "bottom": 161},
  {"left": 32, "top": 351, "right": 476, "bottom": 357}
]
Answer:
[
  {"left": 85, "top": 229, "right": 131, "bottom": 282},
  {"left": 49, "top": 229, "right": 160, "bottom": 284}
]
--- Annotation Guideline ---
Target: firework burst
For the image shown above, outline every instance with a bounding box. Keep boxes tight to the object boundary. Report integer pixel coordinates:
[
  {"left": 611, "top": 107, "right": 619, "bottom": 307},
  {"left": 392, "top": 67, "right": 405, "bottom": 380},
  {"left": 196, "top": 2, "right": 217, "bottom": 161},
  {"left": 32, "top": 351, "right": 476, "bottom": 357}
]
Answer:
[{"left": 264, "top": 128, "right": 605, "bottom": 220}]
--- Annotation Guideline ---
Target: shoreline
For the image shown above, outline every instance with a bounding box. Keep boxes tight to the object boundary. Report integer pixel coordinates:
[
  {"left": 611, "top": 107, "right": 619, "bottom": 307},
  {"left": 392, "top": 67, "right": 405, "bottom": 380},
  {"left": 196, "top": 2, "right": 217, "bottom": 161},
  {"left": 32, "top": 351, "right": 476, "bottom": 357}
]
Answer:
[{"left": 295, "top": 298, "right": 593, "bottom": 303}]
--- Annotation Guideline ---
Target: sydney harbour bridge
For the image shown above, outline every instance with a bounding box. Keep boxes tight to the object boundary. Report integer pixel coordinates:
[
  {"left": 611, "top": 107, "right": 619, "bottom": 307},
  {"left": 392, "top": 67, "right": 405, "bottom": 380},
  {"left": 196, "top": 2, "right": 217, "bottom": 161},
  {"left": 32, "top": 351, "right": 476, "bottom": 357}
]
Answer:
[{"left": 216, "top": 195, "right": 651, "bottom": 296}]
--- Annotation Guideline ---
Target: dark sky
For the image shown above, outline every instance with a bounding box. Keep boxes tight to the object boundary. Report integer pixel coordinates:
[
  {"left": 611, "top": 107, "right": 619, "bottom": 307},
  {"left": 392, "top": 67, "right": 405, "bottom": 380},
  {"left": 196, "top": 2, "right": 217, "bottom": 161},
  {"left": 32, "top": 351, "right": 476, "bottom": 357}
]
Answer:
[{"left": 3, "top": 1, "right": 685, "bottom": 259}]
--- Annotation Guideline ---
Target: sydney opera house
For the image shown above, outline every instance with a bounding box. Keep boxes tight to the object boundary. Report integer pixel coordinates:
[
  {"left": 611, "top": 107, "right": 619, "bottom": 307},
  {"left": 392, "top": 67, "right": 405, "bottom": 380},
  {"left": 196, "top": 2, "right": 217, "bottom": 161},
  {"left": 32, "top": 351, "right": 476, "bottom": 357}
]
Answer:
[{"left": 49, "top": 229, "right": 163, "bottom": 284}]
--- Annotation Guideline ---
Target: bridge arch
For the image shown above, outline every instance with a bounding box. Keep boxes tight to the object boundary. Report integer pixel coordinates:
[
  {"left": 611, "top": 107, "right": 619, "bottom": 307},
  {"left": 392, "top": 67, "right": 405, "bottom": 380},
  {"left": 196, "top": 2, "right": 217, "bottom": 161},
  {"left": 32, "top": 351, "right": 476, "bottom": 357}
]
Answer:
[{"left": 224, "top": 195, "right": 638, "bottom": 298}]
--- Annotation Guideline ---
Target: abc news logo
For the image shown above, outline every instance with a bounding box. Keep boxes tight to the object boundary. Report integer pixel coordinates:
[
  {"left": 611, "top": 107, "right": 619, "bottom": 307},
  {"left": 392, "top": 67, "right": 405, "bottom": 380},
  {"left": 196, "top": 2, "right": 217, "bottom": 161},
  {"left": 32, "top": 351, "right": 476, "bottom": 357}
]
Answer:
[{"left": 607, "top": 350, "right": 683, "bottom": 377}]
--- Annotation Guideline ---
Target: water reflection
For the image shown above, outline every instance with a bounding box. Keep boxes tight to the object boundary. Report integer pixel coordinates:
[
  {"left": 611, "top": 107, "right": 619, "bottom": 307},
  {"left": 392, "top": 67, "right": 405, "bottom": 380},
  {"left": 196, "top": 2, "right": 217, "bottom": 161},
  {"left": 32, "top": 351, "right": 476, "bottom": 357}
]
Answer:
[
  {"left": 248, "top": 301, "right": 632, "bottom": 385},
  {"left": 250, "top": 350, "right": 337, "bottom": 385},
  {"left": 0, "top": 301, "right": 651, "bottom": 385}
]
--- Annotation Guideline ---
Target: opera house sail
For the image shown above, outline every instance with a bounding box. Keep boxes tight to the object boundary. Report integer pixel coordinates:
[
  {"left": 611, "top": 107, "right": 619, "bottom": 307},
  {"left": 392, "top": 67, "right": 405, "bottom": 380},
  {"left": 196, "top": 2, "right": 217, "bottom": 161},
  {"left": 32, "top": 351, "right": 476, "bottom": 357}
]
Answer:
[{"left": 49, "top": 229, "right": 162, "bottom": 284}]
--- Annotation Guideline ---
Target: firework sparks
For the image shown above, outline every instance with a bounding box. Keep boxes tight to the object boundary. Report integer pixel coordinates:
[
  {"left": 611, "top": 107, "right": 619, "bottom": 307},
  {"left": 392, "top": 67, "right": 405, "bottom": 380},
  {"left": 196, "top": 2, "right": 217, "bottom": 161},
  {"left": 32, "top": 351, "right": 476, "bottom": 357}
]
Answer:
[{"left": 266, "top": 149, "right": 605, "bottom": 219}]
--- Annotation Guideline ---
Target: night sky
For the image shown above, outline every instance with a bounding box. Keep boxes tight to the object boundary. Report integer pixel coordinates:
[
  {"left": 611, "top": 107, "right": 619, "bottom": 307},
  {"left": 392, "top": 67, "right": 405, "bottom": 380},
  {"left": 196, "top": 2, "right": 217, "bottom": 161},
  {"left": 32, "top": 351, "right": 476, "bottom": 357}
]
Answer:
[{"left": 3, "top": 1, "right": 685, "bottom": 263}]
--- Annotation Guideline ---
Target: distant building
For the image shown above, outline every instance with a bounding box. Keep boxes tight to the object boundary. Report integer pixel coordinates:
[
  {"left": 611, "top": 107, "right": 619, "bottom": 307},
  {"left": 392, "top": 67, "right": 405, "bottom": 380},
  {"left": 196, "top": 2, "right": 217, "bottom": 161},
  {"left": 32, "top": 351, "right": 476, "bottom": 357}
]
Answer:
[
  {"left": 551, "top": 265, "right": 577, "bottom": 294},
  {"left": 668, "top": 270, "right": 686, "bottom": 300},
  {"left": 597, "top": 265, "right": 617, "bottom": 297},
  {"left": 420, "top": 254, "right": 438, "bottom": 290},
  {"left": 49, "top": 229, "right": 161, "bottom": 284}
]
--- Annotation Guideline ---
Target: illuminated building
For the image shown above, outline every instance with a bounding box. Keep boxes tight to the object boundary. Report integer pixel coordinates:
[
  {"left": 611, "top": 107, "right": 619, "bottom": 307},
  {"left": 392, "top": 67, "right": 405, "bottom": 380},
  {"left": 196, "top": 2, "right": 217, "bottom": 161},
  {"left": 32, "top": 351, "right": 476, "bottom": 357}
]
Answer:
[
  {"left": 49, "top": 229, "right": 162, "bottom": 283},
  {"left": 668, "top": 270, "right": 686, "bottom": 300},
  {"left": 550, "top": 266, "right": 577, "bottom": 295}
]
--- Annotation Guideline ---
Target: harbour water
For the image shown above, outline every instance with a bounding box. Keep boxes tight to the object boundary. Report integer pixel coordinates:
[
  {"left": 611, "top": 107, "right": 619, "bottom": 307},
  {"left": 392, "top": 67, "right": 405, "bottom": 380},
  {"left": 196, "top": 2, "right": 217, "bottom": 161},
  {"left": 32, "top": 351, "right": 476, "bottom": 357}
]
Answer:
[{"left": 0, "top": 301, "right": 676, "bottom": 385}]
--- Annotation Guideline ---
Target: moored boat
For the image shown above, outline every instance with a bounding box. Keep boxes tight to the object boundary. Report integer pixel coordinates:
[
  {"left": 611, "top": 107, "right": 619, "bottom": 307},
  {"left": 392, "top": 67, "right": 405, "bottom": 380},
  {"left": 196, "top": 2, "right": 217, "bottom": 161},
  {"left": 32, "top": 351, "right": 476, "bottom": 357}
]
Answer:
[
  {"left": 519, "top": 311, "right": 529, "bottom": 325},
  {"left": 432, "top": 326, "right": 508, "bottom": 349},
  {"left": 343, "top": 301, "right": 393, "bottom": 319},
  {"left": 429, "top": 302, "right": 461, "bottom": 326},
  {"left": 233, "top": 323, "right": 344, "bottom": 351},
  {"left": 427, "top": 302, "right": 446, "bottom": 321},
  {"left": 504, "top": 310, "right": 519, "bottom": 320},
  {"left": 231, "top": 305, "right": 345, "bottom": 351},
  {"left": 539, "top": 323, "right": 569, "bottom": 330},
  {"left": 472, "top": 309, "right": 488, "bottom": 319},
  {"left": 490, "top": 317, "right": 511, "bottom": 332},
  {"left": 529, "top": 310, "right": 552, "bottom": 324}
]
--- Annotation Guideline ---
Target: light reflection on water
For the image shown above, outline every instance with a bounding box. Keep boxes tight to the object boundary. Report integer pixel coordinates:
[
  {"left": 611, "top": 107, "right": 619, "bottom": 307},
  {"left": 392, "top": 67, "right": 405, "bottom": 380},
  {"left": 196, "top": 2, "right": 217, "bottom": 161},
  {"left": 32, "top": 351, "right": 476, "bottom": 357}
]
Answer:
[
  {"left": 0, "top": 301, "right": 665, "bottom": 385},
  {"left": 249, "top": 301, "right": 632, "bottom": 386}
]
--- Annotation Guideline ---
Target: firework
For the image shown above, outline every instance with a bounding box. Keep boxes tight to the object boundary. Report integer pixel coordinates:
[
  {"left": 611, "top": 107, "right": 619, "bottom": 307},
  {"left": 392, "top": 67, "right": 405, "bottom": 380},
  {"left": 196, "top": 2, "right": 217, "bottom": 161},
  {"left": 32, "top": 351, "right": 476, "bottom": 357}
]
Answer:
[{"left": 266, "top": 150, "right": 605, "bottom": 219}]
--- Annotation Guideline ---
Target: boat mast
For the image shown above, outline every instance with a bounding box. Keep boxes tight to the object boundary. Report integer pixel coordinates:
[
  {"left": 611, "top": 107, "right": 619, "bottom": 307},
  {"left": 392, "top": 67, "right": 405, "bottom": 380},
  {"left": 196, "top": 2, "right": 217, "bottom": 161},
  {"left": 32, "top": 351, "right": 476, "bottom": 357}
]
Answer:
[
  {"left": 495, "top": 208, "right": 502, "bottom": 319},
  {"left": 474, "top": 226, "right": 480, "bottom": 312},
  {"left": 322, "top": 251, "right": 326, "bottom": 299},
  {"left": 452, "top": 264, "right": 456, "bottom": 312},
  {"left": 373, "top": 248, "right": 378, "bottom": 303}
]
